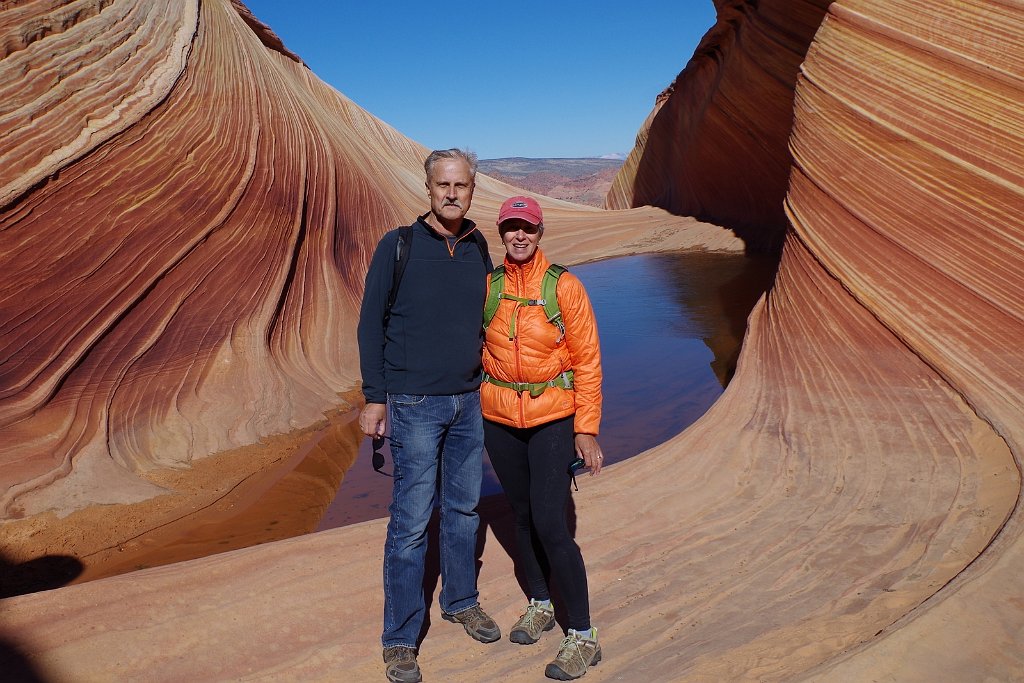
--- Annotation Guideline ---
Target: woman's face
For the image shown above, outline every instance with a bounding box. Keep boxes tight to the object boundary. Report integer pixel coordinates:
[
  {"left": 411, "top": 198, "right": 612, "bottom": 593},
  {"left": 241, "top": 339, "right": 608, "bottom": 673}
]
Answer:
[{"left": 499, "top": 218, "right": 543, "bottom": 264}]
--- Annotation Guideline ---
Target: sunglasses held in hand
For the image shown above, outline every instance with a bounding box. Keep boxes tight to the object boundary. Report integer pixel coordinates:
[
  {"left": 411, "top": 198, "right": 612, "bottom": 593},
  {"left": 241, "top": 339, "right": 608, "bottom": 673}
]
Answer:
[{"left": 372, "top": 435, "right": 393, "bottom": 476}]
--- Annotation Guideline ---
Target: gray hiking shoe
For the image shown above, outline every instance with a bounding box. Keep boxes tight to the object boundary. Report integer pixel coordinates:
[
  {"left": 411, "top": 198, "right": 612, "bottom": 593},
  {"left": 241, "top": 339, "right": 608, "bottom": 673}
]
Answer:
[
  {"left": 441, "top": 604, "right": 501, "bottom": 643},
  {"left": 382, "top": 646, "right": 421, "bottom": 683},
  {"left": 544, "top": 629, "right": 602, "bottom": 680},
  {"left": 509, "top": 600, "right": 556, "bottom": 644}
]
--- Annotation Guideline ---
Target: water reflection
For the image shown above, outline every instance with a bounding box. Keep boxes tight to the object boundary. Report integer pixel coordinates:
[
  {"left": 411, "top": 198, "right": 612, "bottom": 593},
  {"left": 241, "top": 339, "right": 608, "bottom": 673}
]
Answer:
[
  {"left": 530, "top": 251, "right": 775, "bottom": 478},
  {"left": 319, "top": 250, "right": 775, "bottom": 528}
]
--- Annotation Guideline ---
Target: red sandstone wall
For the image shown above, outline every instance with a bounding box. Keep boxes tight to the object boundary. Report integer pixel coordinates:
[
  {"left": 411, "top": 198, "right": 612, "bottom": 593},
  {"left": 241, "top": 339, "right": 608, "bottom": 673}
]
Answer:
[{"left": 606, "top": 0, "right": 833, "bottom": 252}]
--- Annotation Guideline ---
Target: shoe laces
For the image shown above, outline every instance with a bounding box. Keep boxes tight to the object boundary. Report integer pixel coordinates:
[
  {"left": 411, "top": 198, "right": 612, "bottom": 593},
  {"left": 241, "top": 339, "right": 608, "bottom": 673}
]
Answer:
[
  {"left": 460, "top": 605, "right": 490, "bottom": 626},
  {"left": 384, "top": 646, "right": 415, "bottom": 663},
  {"left": 556, "top": 629, "right": 597, "bottom": 663},
  {"left": 521, "top": 602, "right": 550, "bottom": 627},
  {"left": 555, "top": 633, "right": 585, "bottom": 664}
]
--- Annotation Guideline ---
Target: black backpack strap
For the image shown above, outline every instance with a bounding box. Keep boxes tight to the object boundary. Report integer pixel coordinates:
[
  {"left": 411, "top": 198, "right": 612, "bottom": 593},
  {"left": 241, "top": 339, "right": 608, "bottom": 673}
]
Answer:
[
  {"left": 469, "top": 228, "right": 493, "bottom": 273},
  {"left": 384, "top": 224, "right": 414, "bottom": 328}
]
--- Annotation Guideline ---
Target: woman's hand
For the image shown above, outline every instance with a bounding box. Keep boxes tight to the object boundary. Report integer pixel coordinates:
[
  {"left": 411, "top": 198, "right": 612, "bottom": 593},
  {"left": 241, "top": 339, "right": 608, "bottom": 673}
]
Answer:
[{"left": 575, "top": 434, "right": 604, "bottom": 475}]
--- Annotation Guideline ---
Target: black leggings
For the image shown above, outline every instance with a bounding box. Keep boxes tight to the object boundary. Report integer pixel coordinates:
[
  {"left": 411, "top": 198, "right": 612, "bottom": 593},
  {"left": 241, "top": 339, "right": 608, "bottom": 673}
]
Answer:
[{"left": 483, "top": 416, "right": 590, "bottom": 631}]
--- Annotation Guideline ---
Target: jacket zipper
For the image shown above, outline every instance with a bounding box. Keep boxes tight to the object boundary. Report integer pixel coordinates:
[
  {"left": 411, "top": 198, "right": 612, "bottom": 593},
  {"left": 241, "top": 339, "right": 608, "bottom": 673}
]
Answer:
[
  {"left": 445, "top": 227, "right": 476, "bottom": 258},
  {"left": 512, "top": 265, "right": 526, "bottom": 427}
]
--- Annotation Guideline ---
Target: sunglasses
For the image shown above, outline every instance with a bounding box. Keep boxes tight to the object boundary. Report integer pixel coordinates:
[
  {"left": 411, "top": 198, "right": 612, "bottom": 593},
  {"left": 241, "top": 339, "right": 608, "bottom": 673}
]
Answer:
[
  {"left": 499, "top": 223, "right": 541, "bottom": 235},
  {"left": 372, "top": 435, "right": 393, "bottom": 477}
]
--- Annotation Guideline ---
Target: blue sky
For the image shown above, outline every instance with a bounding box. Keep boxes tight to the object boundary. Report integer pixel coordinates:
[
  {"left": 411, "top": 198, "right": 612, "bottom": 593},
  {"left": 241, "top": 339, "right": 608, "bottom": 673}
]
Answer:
[{"left": 241, "top": 1, "right": 717, "bottom": 159}]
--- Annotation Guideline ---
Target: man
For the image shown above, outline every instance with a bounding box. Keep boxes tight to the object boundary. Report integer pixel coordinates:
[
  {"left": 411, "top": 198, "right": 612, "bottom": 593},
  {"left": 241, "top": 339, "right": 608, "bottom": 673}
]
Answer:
[{"left": 357, "top": 148, "right": 499, "bottom": 683}]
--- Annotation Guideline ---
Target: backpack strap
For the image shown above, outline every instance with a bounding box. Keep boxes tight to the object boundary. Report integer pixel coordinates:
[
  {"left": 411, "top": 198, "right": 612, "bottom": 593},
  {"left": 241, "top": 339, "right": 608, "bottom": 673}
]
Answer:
[
  {"left": 469, "top": 227, "right": 493, "bottom": 273},
  {"left": 483, "top": 265, "right": 506, "bottom": 330},
  {"left": 541, "top": 263, "right": 567, "bottom": 339},
  {"left": 384, "top": 224, "right": 413, "bottom": 329},
  {"left": 482, "top": 369, "right": 574, "bottom": 398},
  {"left": 483, "top": 263, "right": 568, "bottom": 341}
]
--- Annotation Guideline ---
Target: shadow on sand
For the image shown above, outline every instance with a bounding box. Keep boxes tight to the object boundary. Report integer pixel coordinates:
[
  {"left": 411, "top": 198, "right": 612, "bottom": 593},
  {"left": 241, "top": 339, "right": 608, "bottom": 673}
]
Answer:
[
  {"left": 0, "top": 551, "right": 85, "bottom": 682},
  {"left": 415, "top": 491, "right": 580, "bottom": 646}
]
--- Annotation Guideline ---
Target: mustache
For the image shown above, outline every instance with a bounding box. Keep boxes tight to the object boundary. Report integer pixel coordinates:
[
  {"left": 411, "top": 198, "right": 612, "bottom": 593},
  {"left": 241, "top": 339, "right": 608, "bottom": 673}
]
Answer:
[{"left": 443, "top": 200, "right": 462, "bottom": 207}]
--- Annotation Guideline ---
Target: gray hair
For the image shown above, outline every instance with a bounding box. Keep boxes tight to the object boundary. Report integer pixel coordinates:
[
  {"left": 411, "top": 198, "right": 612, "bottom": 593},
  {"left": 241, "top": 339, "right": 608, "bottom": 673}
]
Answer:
[{"left": 424, "top": 148, "right": 478, "bottom": 182}]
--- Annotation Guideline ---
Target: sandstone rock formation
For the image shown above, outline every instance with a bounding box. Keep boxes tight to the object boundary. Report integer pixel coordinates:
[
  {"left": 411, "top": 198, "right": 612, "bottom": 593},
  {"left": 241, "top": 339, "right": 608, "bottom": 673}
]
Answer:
[
  {"left": 0, "top": 0, "right": 733, "bottom": 568},
  {"left": 606, "top": 0, "right": 833, "bottom": 253},
  {"left": 1, "top": 0, "right": 1022, "bottom": 681}
]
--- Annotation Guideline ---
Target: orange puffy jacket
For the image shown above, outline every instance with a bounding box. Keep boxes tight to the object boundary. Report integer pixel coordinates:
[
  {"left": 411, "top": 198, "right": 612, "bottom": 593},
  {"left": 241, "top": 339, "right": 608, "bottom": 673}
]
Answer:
[{"left": 481, "top": 248, "right": 602, "bottom": 434}]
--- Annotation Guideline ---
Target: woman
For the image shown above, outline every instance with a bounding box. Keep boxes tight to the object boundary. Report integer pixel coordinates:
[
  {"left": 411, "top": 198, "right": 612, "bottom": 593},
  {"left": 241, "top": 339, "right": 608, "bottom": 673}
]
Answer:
[{"left": 481, "top": 195, "right": 605, "bottom": 680}]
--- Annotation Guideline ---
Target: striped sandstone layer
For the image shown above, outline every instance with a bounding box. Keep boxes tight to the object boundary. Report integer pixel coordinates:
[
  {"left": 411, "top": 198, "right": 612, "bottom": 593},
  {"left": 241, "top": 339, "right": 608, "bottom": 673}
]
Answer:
[
  {"left": 1, "top": 2, "right": 1022, "bottom": 682},
  {"left": 0, "top": 0, "right": 732, "bottom": 535}
]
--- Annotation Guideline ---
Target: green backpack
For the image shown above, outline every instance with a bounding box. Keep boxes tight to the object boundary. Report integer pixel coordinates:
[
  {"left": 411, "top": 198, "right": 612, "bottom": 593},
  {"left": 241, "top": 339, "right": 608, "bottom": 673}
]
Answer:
[{"left": 483, "top": 263, "right": 568, "bottom": 341}]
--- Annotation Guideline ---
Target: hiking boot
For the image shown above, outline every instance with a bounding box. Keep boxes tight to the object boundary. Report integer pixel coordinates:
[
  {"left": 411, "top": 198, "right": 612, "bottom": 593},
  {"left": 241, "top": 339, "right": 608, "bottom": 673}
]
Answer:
[
  {"left": 382, "top": 646, "right": 421, "bottom": 683},
  {"left": 509, "top": 600, "right": 556, "bottom": 644},
  {"left": 544, "top": 629, "right": 602, "bottom": 680},
  {"left": 441, "top": 604, "right": 501, "bottom": 643}
]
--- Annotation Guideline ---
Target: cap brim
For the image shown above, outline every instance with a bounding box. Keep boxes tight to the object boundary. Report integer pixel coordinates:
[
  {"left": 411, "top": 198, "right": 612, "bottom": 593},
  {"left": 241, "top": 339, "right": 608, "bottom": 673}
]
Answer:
[{"left": 497, "top": 211, "right": 542, "bottom": 226}]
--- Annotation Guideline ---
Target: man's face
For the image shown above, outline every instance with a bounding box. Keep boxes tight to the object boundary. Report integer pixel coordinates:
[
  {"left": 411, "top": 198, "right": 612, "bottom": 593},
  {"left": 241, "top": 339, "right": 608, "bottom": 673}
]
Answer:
[{"left": 426, "top": 159, "right": 475, "bottom": 224}]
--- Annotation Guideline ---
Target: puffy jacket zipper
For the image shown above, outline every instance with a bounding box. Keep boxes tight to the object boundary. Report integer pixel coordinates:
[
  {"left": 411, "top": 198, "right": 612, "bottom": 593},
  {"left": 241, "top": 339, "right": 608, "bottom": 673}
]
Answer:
[{"left": 511, "top": 265, "right": 527, "bottom": 427}]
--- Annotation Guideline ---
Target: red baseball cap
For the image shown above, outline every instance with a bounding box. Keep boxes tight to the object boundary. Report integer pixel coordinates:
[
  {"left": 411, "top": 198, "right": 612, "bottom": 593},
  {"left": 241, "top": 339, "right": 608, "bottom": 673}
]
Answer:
[{"left": 497, "top": 196, "right": 543, "bottom": 226}]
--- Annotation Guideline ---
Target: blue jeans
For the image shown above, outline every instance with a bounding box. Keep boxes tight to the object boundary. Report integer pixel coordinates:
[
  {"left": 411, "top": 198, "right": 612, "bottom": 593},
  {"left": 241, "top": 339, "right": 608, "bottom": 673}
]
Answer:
[{"left": 382, "top": 391, "right": 484, "bottom": 648}]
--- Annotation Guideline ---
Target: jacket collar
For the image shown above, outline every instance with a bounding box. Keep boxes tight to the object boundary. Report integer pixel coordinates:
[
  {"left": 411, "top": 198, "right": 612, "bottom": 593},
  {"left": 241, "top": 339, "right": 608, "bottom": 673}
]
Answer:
[
  {"left": 417, "top": 212, "right": 477, "bottom": 240},
  {"left": 502, "top": 247, "right": 550, "bottom": 279}
]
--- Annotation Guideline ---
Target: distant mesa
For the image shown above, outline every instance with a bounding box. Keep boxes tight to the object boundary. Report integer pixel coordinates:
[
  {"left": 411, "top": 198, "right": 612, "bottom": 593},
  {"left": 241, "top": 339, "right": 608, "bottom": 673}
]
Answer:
[{"left": 477, "top": 157, "right": 624, "bottom": 207}]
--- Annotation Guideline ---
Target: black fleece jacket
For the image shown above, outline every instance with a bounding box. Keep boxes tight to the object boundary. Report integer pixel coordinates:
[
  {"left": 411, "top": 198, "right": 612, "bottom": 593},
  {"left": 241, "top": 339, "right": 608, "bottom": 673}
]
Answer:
[{"left": 357, "top": 215, "right": 492, "bottom": 404}]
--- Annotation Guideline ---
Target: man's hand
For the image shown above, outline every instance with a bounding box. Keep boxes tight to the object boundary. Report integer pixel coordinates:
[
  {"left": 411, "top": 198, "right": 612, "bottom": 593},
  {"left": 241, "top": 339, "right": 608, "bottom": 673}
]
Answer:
[{"left": 360, "top": 402, "right": 387, "bottom": 437}]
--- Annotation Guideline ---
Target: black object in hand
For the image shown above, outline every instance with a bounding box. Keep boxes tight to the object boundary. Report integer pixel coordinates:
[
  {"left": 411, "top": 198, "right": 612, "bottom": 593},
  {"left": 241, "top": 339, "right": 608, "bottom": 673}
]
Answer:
[
  {"left": 568, "top": 457, "right": 586, "bottom": 491},
  {"left": 372, "top": 435, "right": 392, "bottom": 476}
]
